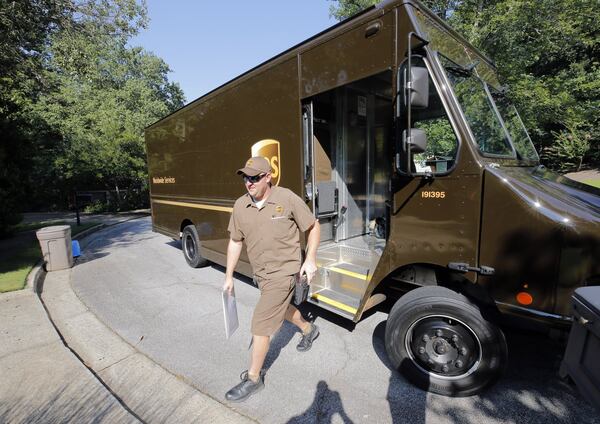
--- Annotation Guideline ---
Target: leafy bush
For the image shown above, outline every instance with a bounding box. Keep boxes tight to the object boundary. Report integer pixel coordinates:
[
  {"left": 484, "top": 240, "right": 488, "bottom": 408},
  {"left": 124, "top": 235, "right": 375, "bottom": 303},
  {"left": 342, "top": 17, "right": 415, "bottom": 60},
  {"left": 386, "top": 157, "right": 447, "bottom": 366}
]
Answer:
[
  {"left": 82, "top": 188, "right": 149, "bottom": 213},
  {"left": 542, "top": 124, "right": 591, "bottom": 173},
  {"left": 83, "top": 200, "right": 109, "bottom": 214}
]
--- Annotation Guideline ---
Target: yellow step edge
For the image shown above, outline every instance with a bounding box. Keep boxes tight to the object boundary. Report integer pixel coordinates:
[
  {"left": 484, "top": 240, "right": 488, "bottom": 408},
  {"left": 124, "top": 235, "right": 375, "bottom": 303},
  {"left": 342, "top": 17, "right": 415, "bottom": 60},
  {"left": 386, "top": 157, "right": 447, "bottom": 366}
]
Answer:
[
  {"left": 152, "top": 199, "right": 233, "bottom": 213},
  {"left": 311, "top": 293, "right": 357, "bottom": 314},
  {"left": 327, "top": 266, "right": 369, "bottom": 281}
]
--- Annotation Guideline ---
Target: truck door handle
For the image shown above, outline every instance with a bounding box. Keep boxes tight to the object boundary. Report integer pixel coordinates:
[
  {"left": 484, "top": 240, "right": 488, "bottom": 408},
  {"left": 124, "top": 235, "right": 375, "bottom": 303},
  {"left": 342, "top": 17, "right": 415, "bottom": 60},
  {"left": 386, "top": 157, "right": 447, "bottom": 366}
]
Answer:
[
  {"left": 305, "top": 182, "right": 313, "bottom": 201},
  {"left": 448, "top": 262, "right": 495, "bottom": 276}
]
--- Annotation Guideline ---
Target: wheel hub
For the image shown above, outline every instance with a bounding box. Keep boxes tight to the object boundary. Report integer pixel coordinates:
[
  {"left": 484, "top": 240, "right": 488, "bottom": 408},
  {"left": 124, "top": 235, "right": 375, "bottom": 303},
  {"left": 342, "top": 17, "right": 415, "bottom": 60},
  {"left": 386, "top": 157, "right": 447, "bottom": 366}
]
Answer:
[
  {"left": 184, "top": 234, "right": 196, "bottom": 258},
  {"left": 408, "top": 317, "right": 479, "bottom": 377}
]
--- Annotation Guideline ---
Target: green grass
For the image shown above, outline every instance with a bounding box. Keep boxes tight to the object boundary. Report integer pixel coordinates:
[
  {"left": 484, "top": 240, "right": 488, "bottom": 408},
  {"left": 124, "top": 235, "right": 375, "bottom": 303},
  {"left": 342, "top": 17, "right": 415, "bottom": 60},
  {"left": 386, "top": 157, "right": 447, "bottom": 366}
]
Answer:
[
  {"left": 0, "top": 244, "right": 41, "bottom": 292},
  {"left": 0, "top": 222, "right": 99, "bottom": 293},
  {"left": 582, "top": 179, "right": 600, "bottom": 188},
  {"left": 13, "top": 220, "right": 69, "bottom": 233}
]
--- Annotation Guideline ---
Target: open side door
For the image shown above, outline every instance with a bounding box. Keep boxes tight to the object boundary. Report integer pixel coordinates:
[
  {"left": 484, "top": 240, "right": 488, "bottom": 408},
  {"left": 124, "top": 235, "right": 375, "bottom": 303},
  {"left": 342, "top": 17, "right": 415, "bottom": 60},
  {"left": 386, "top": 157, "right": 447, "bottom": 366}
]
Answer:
[{"left": 301, "top": 73, "right": 392, "bottom": 320}]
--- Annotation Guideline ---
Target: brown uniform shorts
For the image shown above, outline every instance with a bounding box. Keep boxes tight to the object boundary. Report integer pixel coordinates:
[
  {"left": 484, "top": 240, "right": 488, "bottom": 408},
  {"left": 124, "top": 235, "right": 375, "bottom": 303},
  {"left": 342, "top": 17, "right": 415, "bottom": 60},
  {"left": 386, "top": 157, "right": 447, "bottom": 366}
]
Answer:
[{"left": 251, "top": 275, "right": 295, "bottom": 336}]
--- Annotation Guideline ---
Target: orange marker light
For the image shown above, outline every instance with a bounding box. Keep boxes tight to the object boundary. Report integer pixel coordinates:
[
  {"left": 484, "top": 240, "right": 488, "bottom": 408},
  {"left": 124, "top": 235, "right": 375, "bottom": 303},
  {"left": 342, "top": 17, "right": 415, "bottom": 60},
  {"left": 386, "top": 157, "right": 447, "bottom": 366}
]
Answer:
[{"left": 516, "top": 292, "right": 533, "bottom": 306}]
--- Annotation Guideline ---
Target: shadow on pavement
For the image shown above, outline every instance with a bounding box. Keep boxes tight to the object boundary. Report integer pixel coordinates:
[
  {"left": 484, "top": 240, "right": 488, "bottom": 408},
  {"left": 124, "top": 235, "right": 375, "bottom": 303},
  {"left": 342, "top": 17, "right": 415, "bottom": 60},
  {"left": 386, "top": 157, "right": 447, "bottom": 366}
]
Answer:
[
  {"left": 454, "top": 329, "right": 600, "bottom": 424},
  {"left": 371, "top": 317, "right": 599, "bottom": 424},
  {"left": 0, "top": 384, "right": 134, "bottom": 424},
  {"left": 286, "top": 381, "right": 354, "bottom": 424},
  {"left": 372, "top": 321, "right": 427, "bottom": 424},
  {"left": 75, "top": 251, "right": 110, "bottom": 264},
  {"left": 296, "top": 302, "right": 357, "bottom": 332},
  {"left": 77, "top": 220, "right": 154, "bottom": 264},
  {"left": 263, "top": 321, "right": 298, "bottom": 371},
  {"left": 166, "top": 240, "right": 181, "bottom": 250}
]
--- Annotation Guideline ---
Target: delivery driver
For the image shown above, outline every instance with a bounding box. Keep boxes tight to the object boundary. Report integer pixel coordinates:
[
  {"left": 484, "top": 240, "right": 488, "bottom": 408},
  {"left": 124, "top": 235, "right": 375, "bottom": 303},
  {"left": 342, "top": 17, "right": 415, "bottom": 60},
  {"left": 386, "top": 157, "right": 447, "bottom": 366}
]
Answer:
[{"left": 223, "top": 156, "right": 321, "bottom": 402}]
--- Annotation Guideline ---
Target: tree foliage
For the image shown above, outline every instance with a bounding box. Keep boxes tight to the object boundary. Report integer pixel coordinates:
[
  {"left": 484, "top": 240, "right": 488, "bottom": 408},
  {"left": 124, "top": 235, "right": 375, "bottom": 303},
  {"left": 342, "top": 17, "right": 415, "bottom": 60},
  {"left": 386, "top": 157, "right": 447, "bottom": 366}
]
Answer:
[
  {"left": 329, "top": 0, "right": 600, "bottom": 172},
  {"left": 0, "top": 0, "right": 73, "bottom": 235},
  {"left": 34, "top": 0, "right": 184, "bottom": 205},
  {"left": 328, "top": 0, "right": 375, "bottom": 20},
  {"left": 0, "top": 0, "right": 184, "bottom": 234}
]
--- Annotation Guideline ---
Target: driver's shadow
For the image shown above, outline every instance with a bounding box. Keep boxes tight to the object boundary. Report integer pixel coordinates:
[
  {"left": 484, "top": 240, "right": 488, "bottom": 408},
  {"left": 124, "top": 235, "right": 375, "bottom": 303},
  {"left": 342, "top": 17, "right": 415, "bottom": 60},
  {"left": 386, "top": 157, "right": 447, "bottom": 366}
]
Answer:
[
  {"left": 262, "top": 321, "right": 299, "bottom": 371},
  {"left": 286, "top": 380, "right": 354, "bottom": 424}
]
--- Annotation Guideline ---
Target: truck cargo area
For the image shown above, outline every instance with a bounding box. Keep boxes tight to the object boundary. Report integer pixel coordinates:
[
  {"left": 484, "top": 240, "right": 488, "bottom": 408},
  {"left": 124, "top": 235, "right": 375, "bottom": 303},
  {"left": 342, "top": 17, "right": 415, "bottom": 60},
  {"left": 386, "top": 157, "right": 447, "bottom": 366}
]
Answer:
[{"left": 304, "top": 71, "right": 392, "bottom": 319}]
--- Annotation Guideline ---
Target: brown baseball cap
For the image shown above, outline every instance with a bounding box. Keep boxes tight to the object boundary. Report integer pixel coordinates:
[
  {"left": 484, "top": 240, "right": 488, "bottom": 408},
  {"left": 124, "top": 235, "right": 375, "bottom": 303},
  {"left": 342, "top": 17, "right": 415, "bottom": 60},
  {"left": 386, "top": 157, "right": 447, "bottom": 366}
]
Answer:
[{"left": 236, "top": 156, "right": 272, "bottom": 176}]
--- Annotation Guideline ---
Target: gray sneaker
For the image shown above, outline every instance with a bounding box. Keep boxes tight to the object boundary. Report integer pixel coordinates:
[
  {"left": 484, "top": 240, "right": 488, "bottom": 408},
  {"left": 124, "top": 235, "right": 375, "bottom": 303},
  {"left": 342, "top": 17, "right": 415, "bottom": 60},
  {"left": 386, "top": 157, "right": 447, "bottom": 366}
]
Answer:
[
  {"left": 225, "top": 370, "right": 264, "bottom": 402},
  {"left": 297, "top": 323, "right": 320, "bottom": 352}
]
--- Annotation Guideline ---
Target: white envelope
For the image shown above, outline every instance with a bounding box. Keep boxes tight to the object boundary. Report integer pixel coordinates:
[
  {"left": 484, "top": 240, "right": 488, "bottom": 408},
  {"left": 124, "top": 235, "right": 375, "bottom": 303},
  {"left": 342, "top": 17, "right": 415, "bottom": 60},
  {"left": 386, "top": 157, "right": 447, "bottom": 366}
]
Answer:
[{"left": 222, "top": 289, "right": 239, "bottom": 339}]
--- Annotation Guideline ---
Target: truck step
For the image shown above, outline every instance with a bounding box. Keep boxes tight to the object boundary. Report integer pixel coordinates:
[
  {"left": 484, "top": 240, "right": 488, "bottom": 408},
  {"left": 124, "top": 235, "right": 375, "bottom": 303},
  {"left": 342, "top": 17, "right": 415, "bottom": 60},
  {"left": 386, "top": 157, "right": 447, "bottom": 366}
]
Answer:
[
  {"left": 308, "top": 288, "right": 360, "bottom": 320},
  {"left": 310, "top": 238, "right": 385, "bottom": 320},
  {"left": 323, "top": 261, "right": 369, "bottom": 293}
]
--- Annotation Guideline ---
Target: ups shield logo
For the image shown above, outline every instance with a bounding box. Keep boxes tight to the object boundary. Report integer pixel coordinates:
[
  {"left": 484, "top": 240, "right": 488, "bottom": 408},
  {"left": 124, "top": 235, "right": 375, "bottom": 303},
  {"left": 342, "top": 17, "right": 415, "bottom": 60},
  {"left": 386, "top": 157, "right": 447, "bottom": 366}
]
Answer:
[{"left": 251, "top": 139, "right": 281, "bottom": 186}]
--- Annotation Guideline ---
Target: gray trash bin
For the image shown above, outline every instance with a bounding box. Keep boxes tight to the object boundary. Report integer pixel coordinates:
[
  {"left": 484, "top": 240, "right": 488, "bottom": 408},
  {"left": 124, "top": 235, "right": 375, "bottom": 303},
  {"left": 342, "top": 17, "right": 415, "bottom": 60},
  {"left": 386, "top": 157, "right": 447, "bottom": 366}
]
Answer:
[{"left": 36, "top": 225, "right": 73, "bottom": 271}]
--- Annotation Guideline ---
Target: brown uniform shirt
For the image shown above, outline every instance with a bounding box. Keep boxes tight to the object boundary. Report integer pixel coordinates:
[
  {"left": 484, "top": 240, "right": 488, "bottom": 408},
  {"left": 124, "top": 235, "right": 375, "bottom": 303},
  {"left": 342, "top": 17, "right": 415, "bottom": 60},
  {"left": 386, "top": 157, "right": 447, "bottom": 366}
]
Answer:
[{"left": 228, "top": 186, "right": 316, "bottom": 280}]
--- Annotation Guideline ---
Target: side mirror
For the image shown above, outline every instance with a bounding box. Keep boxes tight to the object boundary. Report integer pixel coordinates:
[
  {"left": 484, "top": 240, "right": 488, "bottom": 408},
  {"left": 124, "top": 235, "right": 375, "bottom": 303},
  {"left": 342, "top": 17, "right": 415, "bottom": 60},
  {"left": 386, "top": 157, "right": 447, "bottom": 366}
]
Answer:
[
  {"left": 409, "top": 67, "right": 429, "bottom": 108},
  {"left": 403, "top": 129, "right": 428, "bottom": 154}
]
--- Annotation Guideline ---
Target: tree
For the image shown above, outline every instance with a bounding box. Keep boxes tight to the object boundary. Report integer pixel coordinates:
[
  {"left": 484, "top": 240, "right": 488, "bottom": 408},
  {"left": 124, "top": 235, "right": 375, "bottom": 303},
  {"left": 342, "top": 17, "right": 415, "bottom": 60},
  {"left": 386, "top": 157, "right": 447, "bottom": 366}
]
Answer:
[
  {"left": 0, "top": 0, "right": 185, "bottom": 235},
  {"left": 1, "top": 0, "right": 185, "bottom": 223},
  {"left": 33, "top": 8, "right": 185, "bottom": 207},
  {"left": 328, "top": 0, "right": 600, "bottom": 172},
  {"left": 0, "top": 0, "right": 73, "bottom": 235},
  {"left": 471, "top": 0, "right": 599, "bottom": 172},
  {"left": 328, "top": 0, "right": 376, "bottom": 20}
]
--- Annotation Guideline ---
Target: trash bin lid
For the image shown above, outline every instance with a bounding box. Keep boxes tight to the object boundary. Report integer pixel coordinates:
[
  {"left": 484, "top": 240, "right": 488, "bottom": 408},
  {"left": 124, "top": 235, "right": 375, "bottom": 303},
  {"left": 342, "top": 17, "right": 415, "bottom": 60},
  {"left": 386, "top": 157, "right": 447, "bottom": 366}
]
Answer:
[
  {"left": 574, "top": 286, "right": 600, "bottom": 314},
  {"left": 36, "top": 225, "right": 71, "bottom": 240}
]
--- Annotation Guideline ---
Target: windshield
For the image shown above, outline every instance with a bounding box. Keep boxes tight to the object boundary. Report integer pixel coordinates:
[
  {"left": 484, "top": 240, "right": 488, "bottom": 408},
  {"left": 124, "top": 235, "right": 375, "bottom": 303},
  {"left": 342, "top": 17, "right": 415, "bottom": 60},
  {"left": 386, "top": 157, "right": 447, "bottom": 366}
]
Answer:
[
  {"left": 440, "top": 55, "right": 539, "bottom": 162},
  {"left": 488, "top": 87, "right": 539, "bottom": 161}
]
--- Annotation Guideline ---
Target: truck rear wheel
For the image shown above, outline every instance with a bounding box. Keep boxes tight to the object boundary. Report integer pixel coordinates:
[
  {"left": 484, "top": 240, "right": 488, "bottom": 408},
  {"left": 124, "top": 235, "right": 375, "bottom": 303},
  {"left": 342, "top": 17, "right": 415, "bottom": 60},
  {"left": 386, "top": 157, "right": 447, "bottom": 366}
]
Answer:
[
  {"left": 385, "top": 286, "right": 507, "bottom": 397},
  {"left": 181, "top": 225, "right": 208, "bottom": 268}
]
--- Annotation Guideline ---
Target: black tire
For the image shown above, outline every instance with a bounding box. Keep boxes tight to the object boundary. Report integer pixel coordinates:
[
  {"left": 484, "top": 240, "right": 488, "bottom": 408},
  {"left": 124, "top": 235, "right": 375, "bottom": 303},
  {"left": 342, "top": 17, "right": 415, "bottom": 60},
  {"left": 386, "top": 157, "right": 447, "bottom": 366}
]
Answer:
[
  {"left": 385, "top": 286, "right": 507, "bottom": 397},
  {"left": 181, "top": 225, "right": 209, "bottom": 268}
]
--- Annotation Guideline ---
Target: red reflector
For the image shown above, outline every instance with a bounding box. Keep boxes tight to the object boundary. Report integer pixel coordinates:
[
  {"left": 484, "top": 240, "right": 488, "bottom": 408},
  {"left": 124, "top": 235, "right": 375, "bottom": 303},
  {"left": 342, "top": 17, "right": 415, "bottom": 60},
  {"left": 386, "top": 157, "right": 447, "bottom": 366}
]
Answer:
[{"left": 516, "top": 292, "right": 533, "bottom": 305}]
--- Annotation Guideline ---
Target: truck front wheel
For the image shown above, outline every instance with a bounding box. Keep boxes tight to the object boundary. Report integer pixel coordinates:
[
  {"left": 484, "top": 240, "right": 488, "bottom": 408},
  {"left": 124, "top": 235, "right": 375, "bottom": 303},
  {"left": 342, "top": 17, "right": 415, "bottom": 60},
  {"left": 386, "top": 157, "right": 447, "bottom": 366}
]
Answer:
[
  {"left": 385, "top": 286, "right": 507, "bottom": 397},
  {"left": 181, "top": 225, "right": 209, "bottom": 268}
]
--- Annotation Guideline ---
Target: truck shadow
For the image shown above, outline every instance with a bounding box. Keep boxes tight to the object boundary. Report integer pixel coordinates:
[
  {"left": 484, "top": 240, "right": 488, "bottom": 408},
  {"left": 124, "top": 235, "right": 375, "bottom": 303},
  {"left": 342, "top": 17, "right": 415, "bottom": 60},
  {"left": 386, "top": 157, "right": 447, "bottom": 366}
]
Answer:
[
  {"left": 294, "top": 293, "right": 385, "bottom": 332},
  {"left": 465, "top": 329, "right": 597, "bottom": 424},
  {"left": 296, "top": 302, "right": 357, "bottom": 332},
  {"left": 165, "top": 239, "right": 181, "bottom": 250},
  {"left": 372, "top": 321, "right": 427, "bottom": 424},
  {"left": 371, "top": 319, "right": 598, "bottom": 424}
]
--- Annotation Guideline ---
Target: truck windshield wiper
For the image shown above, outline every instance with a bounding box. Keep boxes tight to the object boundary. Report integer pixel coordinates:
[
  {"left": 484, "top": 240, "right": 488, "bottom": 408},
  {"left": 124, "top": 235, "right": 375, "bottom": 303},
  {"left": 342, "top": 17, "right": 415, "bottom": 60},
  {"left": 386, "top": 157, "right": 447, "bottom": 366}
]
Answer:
[
  {"left": 445, "top": 65, "right": 472, "bottom": 77},
  {"left": 445, "top": 60, "right": 479, "bottom": 78}
]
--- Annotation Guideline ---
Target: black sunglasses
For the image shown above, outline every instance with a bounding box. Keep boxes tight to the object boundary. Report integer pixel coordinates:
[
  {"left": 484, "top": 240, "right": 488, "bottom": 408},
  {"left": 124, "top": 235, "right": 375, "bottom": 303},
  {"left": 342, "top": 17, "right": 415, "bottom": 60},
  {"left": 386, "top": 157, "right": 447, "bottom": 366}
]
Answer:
[{"left": 242, "top": 173, "right": 266, "bottom": 183}]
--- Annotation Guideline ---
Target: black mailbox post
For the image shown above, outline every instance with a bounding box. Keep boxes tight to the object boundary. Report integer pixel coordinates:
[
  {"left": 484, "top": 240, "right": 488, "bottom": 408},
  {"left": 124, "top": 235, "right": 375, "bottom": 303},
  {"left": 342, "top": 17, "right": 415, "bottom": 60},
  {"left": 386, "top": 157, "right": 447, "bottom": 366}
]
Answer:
[{"left": 74, "top": 193, "right": 93, "bottom": 226}]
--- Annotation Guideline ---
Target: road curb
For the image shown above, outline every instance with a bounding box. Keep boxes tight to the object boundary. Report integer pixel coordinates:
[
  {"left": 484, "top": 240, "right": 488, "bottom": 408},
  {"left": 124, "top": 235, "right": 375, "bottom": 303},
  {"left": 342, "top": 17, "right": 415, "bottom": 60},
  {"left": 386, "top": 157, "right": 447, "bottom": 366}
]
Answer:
[
  {"left": 26, "top": 261, "right": 45, "bottom": 293},
  {"left": 38, "top": 218, "right": 256, "bottom": 423}
]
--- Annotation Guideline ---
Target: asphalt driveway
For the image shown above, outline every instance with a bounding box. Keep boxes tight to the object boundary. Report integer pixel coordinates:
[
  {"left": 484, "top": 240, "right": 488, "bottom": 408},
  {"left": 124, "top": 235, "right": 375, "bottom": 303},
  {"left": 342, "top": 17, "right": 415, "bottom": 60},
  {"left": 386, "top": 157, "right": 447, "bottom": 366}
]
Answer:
[{"left": 70, "top": 218, "right": 599, "bottom": 423}]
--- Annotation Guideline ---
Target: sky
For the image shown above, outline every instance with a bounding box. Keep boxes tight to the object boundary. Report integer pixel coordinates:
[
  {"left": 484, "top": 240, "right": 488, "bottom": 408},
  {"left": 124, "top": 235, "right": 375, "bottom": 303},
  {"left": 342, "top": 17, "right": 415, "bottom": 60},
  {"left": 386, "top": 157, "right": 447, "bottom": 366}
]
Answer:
[{"left": 131, "top": 0, "right": 338, "bottom": 104}]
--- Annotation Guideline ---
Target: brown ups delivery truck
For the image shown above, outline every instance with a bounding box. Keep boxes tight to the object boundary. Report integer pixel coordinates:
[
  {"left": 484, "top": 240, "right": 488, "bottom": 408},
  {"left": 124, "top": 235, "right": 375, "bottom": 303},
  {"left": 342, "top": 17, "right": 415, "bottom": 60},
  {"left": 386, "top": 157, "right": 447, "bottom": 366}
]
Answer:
[{"left": 145, "top": 0, "right": 600, "bottom": 397}]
